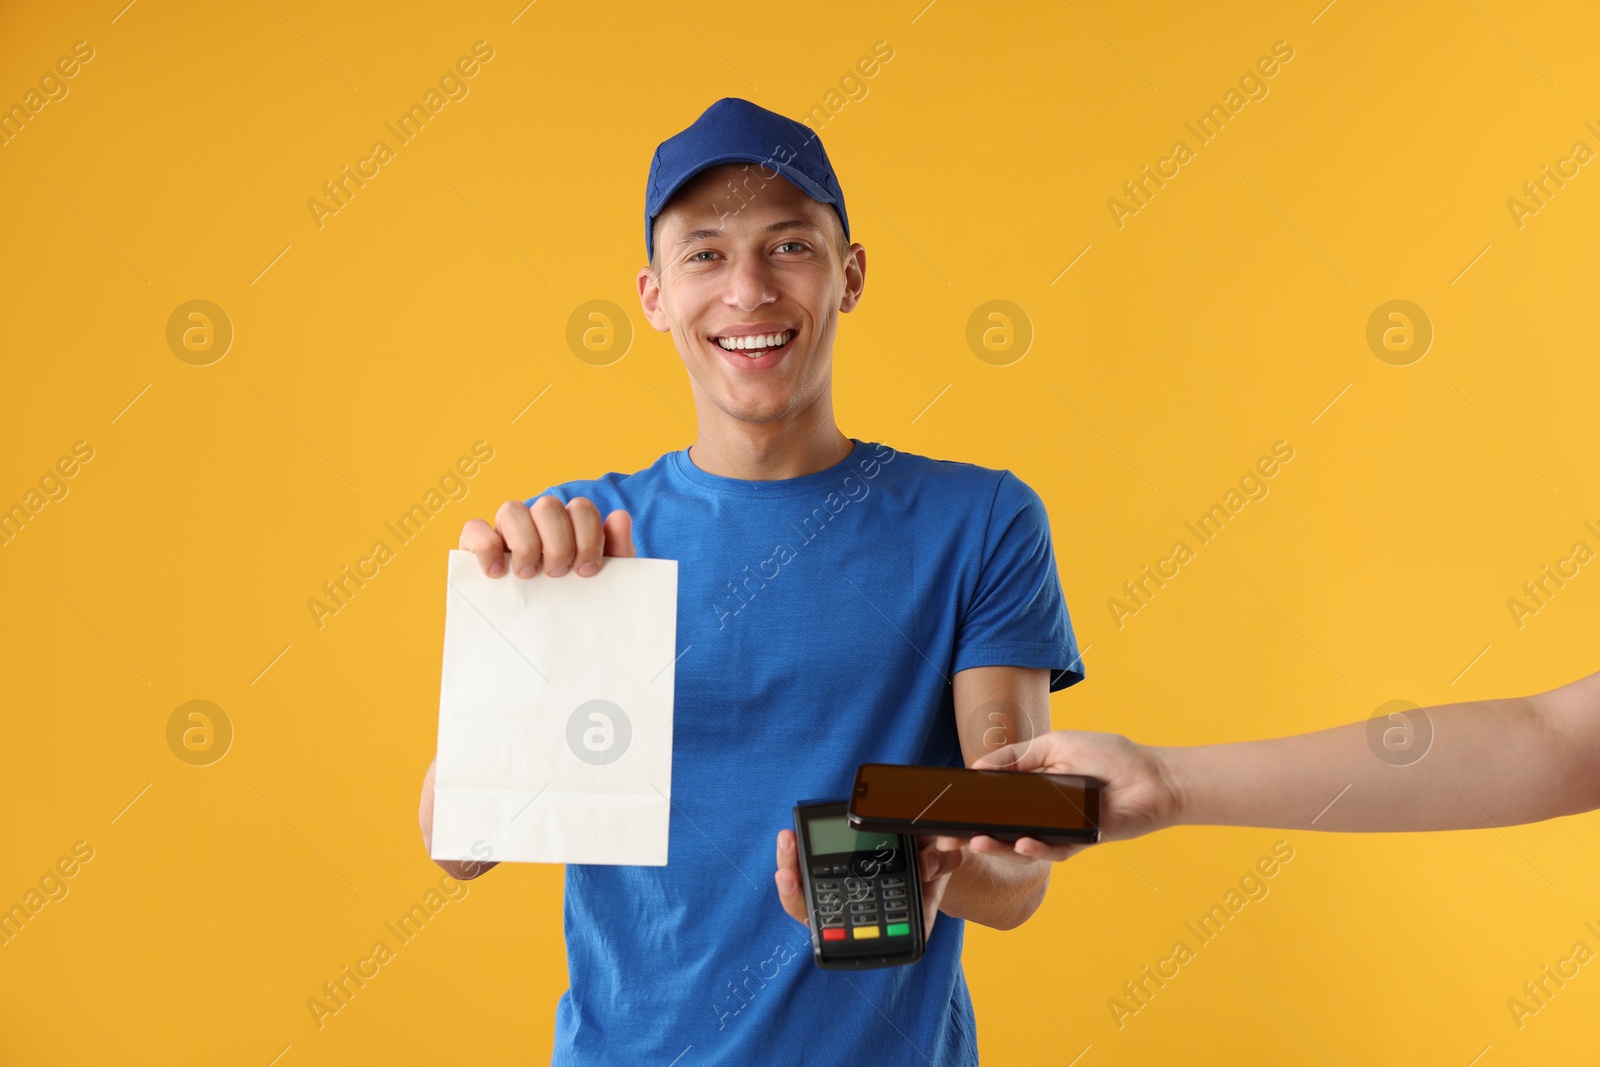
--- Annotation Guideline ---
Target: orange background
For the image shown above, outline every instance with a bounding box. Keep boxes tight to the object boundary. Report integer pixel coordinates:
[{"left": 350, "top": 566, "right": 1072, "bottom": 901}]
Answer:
[{"left": 2, "top": 1, "right": 1598, "bottom": 1063}]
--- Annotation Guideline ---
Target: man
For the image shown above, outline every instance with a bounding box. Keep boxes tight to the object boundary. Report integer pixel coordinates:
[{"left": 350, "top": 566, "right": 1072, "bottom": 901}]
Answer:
[{"left": 417, "top": 97, "right": 1084, "bottom": 1065}]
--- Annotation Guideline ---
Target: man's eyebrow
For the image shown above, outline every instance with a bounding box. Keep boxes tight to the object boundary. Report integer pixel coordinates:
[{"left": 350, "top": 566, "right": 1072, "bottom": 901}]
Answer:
[{"left": 669, "top": 219, "right": 825, "bottom": 252}]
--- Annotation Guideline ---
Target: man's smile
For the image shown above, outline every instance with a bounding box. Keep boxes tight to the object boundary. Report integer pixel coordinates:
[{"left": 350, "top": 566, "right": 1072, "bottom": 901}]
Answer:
[{"left": 708, "top": 323, "right": 797, "bottom": 369}]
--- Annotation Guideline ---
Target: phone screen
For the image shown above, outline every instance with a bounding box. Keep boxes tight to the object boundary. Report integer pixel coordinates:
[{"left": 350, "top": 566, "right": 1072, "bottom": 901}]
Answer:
[{"left": 851, "top": 764, "right": 1097, "bottom": 833}]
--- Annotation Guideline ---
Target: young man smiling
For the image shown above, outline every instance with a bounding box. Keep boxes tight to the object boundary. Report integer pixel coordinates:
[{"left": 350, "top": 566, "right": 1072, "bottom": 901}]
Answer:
[{"left": 418, "top": 97, "right": 1084, "bottom": 1064}]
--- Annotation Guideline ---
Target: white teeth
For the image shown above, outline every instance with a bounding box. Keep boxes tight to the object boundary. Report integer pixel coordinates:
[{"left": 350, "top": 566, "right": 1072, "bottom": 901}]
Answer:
[{"left": 715, "top": 330, "right": 792, "bottom": 352}]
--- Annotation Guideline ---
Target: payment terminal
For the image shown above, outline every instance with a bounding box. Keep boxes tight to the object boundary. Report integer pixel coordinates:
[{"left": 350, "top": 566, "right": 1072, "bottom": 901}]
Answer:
[{"left": 792, "top": 799, "right": 925, "bottom": 970}]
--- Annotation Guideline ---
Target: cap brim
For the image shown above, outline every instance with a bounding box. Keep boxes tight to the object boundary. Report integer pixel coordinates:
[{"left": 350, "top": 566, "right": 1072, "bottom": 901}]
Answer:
[{"left": 647, "top": 152, "right": 838, "bottom": 255}]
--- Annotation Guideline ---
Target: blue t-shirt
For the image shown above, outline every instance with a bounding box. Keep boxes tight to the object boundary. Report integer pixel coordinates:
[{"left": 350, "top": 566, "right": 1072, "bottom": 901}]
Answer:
[{"left": 528, "top": 439, "right": 1083, "bottom": 1066}]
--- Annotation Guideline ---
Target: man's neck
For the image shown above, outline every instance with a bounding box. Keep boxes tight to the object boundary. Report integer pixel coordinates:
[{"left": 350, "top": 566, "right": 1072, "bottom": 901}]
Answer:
[{"left": 687, "top": 405, "right": 854, "bottom": 482}]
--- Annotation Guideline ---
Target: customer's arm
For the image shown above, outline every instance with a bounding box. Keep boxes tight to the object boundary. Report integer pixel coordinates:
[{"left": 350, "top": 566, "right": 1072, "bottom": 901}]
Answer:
[
  {"left": 973, "top": 669, "right": 1600, "bottom": 859},
  {"left": 1168, "top": 669, "right": 1600, "bottom": 832}
]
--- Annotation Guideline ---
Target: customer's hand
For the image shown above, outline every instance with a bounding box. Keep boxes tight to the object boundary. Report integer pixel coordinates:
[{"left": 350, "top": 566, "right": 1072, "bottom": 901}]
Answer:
[
  {"left": 950, "top": 731, "right": 1183, "bottom": 862},
  {"left": 459, "top": 496, "right": 634, "bottom": 578}
]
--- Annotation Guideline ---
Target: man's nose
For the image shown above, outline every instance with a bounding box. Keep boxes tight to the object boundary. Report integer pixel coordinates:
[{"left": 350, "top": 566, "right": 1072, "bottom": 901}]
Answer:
[{"left": 724, "top": 253, "right": 776, "bottom": 310}]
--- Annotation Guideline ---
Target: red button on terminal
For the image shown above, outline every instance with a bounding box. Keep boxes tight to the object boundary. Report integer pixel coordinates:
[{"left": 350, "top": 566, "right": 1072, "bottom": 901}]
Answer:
[{"left": 822, "top": 928, "right": 846, "bottom": 941}]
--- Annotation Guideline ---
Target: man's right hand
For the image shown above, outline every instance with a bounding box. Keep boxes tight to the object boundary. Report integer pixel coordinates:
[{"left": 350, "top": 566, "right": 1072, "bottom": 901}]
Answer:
[
  {"left": 422, "top": 496, "right": 636, "bottom": 880},
  {"left": 459, "top": 496, "right": 635, "bottom": 578}
]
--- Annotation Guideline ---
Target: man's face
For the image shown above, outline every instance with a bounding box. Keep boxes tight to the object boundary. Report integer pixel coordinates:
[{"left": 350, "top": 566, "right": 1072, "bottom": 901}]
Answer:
[{"left": 638, "top": 163, "right": 865, "bottom": 427}]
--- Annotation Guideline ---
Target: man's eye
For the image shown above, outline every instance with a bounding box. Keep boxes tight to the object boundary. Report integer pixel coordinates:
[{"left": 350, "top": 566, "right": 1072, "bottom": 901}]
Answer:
[{"left": 776, "top": 241, "right": 805, "bottom": 253}]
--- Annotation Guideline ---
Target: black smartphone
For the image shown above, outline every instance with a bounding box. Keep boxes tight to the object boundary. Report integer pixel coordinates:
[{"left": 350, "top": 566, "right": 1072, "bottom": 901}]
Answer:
[
  {"left": 847, "top": 763, "right": 1102, "bottom": 845},
  {"left": 792, "top": 799, "right": 925, "bottom": 970}
]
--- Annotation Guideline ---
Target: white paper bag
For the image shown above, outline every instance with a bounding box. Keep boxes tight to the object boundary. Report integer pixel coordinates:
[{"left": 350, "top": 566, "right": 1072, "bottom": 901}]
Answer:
[{"left": 430, "top": 549, "right": 678, "bottom": 865}]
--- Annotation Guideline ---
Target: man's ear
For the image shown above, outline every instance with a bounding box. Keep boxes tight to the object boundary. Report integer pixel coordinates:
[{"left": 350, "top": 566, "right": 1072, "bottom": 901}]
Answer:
[
  {"left": 637, "top": 266, "right": 671, "bottom": 331},
  {"left": 838, "top": 243, "right": 866, "bottom": 313}
]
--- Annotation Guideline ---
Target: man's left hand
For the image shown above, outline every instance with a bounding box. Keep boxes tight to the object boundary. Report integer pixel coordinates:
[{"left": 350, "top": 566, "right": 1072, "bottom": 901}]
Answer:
[{"left": 774, "top": 830, "right": 965, "bottom": 941}]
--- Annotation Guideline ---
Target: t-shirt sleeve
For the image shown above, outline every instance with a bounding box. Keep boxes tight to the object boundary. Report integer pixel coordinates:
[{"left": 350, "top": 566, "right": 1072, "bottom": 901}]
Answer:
[
  {"left": 951, "top": 471, "right": 1084, "bottom": 692},
  {"left": 524, "top": 477, "right": 626, "bottom": 512}
]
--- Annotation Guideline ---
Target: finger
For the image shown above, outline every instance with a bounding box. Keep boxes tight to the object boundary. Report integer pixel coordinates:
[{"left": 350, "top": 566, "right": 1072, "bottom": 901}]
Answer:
[
  {"left": 419, "top": 758, "right": 437, "bottom": 848},
  {"left": 1012, "top": 837, "right": 1088, "bottom": 863},
  {"left": 965, "top": 834, "right": 1012, "bottom": 856},
  {"left": 967, "top": 832, "right": 1084, "bottom": 863},
  {"left": 774, "top": 830, "right": 809, "bottom": 926},
  {"left": 965, "top": 834, "right": 1063, "bottom": 864},
  {"left": 932, "top": 835, "right": 967, "bottom": 853},
  {"left": 972, "top": 740, "right": 1037, "bottom": 771},
  {"left": 566, "top": 498, "right": 605, "bottom": 577},
  {"left": 915, "top": 861, "right": 941, "bottom": 942},
  {"left": 919, "top": 841, "right": 965, "bottom": 882},
  {"left": 603, "top": 510, "right": 636, "bottom": 558},
  {"left": 974, "top": 833, "right": 1041, "bottom": 855},
  {"left": 459, "top": 517, "right": 509, "bottom": 578},
  {"left": 529, "top": 495, "right": 577, "bottom": 576},
  {"left": 493, "top": 501, "right": 543, "bottom": 578},
  {"left": 452, "top": 855, "right": 500, "bottom": 880}
]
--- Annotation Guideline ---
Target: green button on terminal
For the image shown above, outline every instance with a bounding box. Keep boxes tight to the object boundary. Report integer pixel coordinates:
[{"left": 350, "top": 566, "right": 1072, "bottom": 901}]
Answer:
[{"left": 886, "top": 922, "right": 910, "bottom": 937}]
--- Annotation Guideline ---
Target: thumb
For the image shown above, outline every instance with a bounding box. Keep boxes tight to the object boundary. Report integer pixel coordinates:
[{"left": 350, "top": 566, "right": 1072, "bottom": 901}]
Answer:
[
  {"left": 973, "top": 739, "right": 1044, "bottom": 772},
  {"left": 603, "top": 510, "right": 636, "bottom": 558}
]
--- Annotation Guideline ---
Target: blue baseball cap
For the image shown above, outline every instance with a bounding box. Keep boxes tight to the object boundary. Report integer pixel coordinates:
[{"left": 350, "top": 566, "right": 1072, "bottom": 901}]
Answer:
[{"left": 644, "top": 97, "right": 850, "bottom": 263}]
